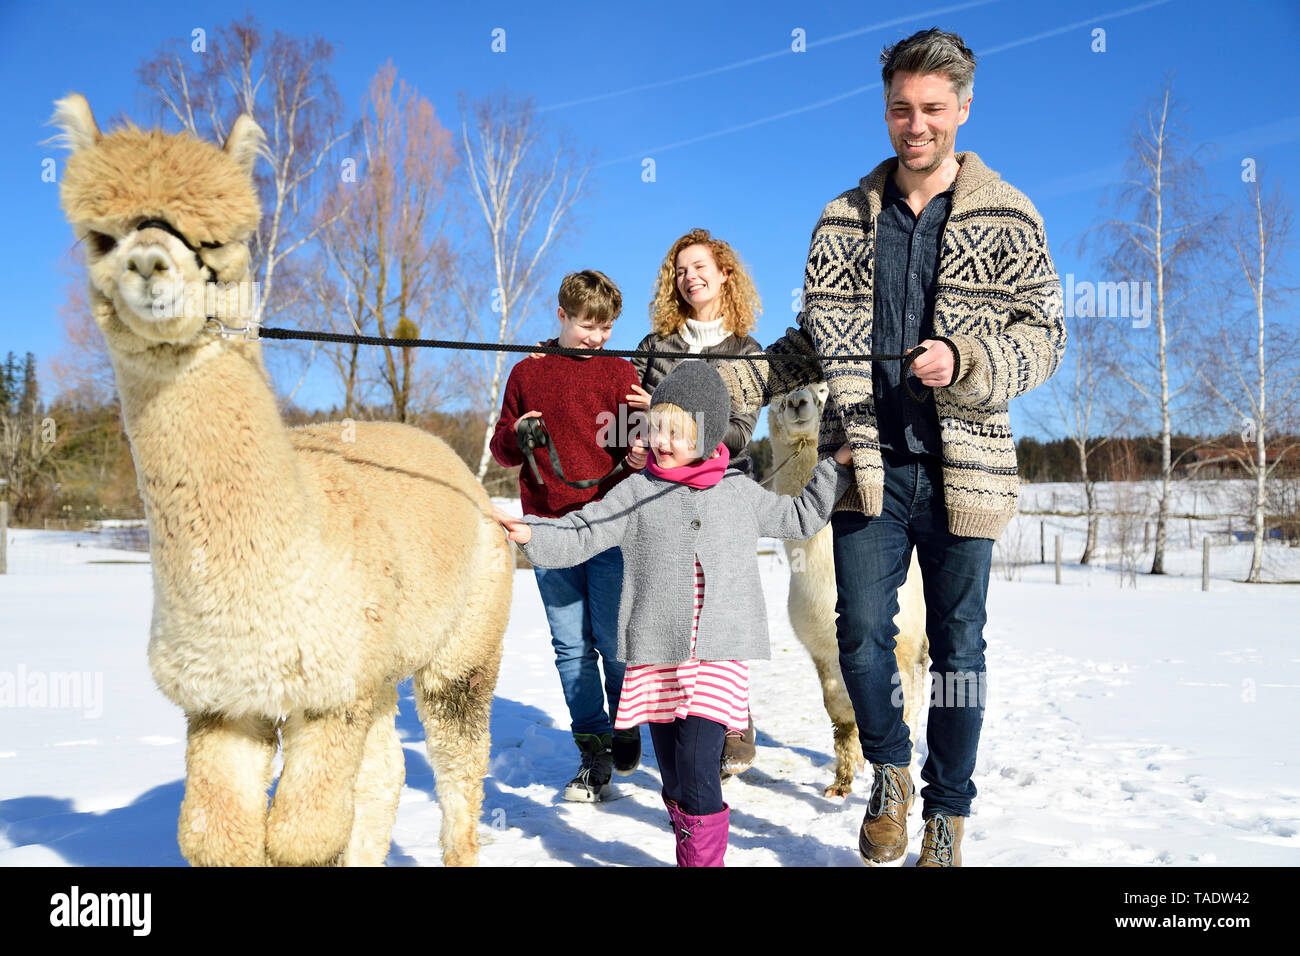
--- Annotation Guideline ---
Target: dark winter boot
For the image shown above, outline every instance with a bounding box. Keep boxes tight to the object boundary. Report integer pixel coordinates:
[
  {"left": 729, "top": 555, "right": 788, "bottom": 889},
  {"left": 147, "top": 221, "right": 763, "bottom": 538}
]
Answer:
[
  {"left": 612, "top": 727, "right": 642, "bottom": 776},
  {"left": 916, "top": 812, "right": 964, "bottom": 867},
  {"left": 670, "top": 803, "right": 729, "bottom": 867},
  {"left": 858, "top": 762, "right": 914, "bottom": 865},
  {"left": 720, "top": 714, "right": 756, "bottom": 778},
  {"left": 564, "top": 733, "right": 613, "bottom": 802}
]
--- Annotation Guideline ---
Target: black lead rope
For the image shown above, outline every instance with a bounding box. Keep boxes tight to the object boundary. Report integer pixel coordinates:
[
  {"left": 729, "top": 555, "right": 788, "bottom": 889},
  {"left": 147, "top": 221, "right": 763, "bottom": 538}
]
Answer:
[
  {"left": 255, "top": 327, "right": 936, "bottom": 404},
  {"left": 515, "top": 416, "right": 626, "bottom": 490}
]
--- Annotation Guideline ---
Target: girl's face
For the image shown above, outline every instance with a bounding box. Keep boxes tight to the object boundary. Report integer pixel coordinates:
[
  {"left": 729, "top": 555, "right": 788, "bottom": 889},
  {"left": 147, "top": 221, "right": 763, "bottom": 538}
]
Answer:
[
  {"left": 649, "top": 410, "right": 702, "bottom": 469},
  {"left": 674, "top": 243, "right": 729, "bottom": 319}
]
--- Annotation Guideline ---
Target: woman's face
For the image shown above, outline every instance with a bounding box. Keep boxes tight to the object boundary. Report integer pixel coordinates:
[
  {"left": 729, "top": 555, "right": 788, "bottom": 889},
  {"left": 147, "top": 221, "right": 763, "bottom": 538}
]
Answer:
[{"left": 675, "top": 243, "right": 729, "bottom": 319}]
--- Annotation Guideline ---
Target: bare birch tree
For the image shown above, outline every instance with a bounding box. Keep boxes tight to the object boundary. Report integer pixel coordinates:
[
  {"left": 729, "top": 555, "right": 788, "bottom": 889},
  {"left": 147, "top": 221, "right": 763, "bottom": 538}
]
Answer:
[
  {"left": 456, "top": 93, "right": 588, "bottom": 480},
  {"left": 137, "top": 16, "right": 351, "bottom": 340},
  {"left": 1041, "top": 310, "right": 1127, "bottom": 564},
  {"left": 1195, "top": 173, "right": 1300, "bottom": 581},
  {"left": 1086, "top": 80, "right": 1215, "bottom": 574},
  {"left": 315, "top": 64, "right": 457, "bottom": 422}
]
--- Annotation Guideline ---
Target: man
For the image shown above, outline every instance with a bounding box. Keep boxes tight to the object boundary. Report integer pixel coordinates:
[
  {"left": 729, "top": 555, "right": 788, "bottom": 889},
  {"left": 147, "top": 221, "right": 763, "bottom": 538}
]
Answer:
[{"left": 718, "top": 28, "right": 1066, "bottom": 866}]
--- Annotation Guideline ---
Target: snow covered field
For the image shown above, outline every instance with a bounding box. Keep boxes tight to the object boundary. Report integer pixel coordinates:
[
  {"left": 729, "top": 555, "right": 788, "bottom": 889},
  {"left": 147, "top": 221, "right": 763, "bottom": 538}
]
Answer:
[{"left": 2, "top": 482, "right": 1299, "bottom": 867}]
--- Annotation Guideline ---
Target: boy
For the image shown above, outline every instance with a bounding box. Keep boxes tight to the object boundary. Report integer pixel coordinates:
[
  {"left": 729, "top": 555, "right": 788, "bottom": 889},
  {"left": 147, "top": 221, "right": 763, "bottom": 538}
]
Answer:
[{"left": 490, "top": 270, "right": 647, "bottom": 801}]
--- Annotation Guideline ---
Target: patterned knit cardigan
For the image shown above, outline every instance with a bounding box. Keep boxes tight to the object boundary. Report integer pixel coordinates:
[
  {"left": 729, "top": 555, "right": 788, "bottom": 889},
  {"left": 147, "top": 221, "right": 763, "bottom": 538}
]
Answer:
[{"left": 718, "top": 151, "right": 1067, "bottom": 541}]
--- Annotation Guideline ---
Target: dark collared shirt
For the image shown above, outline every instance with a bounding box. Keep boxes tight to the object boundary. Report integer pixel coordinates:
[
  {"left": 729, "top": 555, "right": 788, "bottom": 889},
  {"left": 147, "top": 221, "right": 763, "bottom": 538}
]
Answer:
[{"left": 872, "top": 174, "right": 953, "bottom": 460}]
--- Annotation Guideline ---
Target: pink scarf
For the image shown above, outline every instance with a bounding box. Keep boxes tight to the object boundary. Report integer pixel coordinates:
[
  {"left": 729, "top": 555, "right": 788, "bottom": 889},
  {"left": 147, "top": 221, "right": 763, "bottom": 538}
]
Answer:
[{"left": 647, "top": 443, "right": 730, "bottom": 489}]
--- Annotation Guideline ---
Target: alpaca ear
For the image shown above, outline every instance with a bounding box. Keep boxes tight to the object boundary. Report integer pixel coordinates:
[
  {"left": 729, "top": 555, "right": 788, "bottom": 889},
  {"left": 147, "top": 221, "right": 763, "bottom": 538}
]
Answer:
[
  {"left": 223, "top": 114, "right": 266, "bottom": 175},
  {"left": 49, "top": 93, "right": 100, "bottom": 153}
]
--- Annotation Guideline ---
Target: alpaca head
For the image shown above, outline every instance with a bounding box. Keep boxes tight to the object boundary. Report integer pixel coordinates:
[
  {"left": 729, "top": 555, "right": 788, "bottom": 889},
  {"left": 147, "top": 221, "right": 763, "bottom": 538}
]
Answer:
[
  {"left": 52, "top": 94, "right": 265, "bottom": 354},
  {"left": 770, "top": 382, "right": 829, "bottom": 445}
]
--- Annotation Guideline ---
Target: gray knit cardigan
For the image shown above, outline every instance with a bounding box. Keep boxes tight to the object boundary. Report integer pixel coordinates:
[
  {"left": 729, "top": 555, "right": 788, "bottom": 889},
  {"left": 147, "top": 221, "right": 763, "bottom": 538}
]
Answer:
[
  {"left": 718, "top": 151, "right": 1067, "bottom": 540},
  {"left": 519, "top": 457, "right": 853, "bottom": 665}
]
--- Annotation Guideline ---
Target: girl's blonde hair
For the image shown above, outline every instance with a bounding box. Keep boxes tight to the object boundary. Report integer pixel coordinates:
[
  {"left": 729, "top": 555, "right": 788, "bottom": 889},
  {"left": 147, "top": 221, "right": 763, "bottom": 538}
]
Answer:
[
  {"left": 649, "top": 402, "right": 711, "bottom": 459},
  {"left": 648, "top": 228, "right": 761, "bottom": 339}
]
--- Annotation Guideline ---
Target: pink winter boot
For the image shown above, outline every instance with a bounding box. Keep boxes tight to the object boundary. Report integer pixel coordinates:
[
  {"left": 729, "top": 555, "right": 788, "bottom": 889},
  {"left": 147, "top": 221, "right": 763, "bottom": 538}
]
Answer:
[{"left": 668, "top": 803, "right": 730, "bottom": 867}]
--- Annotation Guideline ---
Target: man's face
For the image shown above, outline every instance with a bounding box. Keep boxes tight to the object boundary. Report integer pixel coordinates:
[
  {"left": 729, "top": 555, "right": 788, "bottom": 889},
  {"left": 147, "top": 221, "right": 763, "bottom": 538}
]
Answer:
[{"left": 885, "top": 70, "right": 971, "bottom": 175}]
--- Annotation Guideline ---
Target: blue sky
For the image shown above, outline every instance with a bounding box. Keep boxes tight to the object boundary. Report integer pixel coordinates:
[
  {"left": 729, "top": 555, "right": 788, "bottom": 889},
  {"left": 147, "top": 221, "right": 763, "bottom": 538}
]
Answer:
[{"left": 2, "top": 0, "right": 1297, "bottom": 439}]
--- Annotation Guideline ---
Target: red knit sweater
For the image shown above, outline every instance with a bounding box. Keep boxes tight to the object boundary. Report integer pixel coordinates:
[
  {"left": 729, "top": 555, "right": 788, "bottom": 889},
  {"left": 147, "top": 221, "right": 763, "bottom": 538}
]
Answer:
[{"left": 490, "top": 342, "right": 641, "bottom": 518}]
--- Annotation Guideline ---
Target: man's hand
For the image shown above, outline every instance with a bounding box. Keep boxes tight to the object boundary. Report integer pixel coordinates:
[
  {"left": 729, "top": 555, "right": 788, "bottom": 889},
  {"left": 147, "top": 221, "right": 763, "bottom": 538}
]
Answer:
[
  {"left": 908, "top": 339, "right": 956, "bottom": 388},
  {"left": 492, "top": 505, "right": 533, "bottom": 544}
]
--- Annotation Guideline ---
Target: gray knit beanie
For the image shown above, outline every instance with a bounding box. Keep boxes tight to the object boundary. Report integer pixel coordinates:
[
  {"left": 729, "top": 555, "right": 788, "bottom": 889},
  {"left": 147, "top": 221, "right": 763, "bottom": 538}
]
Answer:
[{"left": 650, "top": 359, "right": 731, "bottom": 456}]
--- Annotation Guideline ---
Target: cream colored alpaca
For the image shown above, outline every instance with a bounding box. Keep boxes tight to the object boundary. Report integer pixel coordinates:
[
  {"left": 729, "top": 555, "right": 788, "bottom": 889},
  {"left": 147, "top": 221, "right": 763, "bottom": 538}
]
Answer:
[
  {"left": 768, "top": 384, "right": 929, "bottom": 797},
  {"left": 53, "top": 94, "right": 511, "bottom": 867}
]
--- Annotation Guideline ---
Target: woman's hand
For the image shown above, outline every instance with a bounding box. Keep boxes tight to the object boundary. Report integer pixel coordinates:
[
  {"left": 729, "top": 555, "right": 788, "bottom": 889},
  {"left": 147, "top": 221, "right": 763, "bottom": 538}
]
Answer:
[
  {"left": 492, "top": 505, "right": 533, "bottom": 544},
  {"left": 834, "top": 442, "right": 852, "bottom": 466},
  {"left": 625, "top": 383, "right": 652, "bottom": 411}
]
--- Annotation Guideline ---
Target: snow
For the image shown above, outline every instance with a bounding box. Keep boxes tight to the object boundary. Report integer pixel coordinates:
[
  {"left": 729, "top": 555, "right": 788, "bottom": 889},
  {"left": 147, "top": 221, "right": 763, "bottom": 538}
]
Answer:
[{"left": 2, "top": 485, "right": 1299, "bottom": 867}]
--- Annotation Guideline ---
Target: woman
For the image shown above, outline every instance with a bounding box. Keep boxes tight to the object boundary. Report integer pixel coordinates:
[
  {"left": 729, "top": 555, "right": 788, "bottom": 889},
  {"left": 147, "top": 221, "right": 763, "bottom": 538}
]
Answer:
[
  {"left": 627, "top": 227, "right": 764, "bottom": 777},
  {"left": 627, "top": 228, "right": 763, "bottom": 476}
]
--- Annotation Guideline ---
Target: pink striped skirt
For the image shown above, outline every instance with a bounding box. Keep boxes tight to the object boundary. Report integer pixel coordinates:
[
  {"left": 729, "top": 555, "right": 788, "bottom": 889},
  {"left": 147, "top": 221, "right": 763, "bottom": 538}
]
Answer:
[{"left": 614, "top": 557, "right": 750, "bottom": 732}]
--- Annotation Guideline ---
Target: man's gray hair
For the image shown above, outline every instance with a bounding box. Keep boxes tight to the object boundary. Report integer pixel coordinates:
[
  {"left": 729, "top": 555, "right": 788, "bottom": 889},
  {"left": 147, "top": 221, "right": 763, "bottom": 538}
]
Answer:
[{"left": 880, "top": 28, "right": 977, "bottom": 103}]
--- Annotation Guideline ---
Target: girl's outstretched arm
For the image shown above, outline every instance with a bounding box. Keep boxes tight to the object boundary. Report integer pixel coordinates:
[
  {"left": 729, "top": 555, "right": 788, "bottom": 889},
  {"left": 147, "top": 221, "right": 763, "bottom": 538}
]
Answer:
[{"left": 746, "top": 443, "right": 854, "bottom": 540}]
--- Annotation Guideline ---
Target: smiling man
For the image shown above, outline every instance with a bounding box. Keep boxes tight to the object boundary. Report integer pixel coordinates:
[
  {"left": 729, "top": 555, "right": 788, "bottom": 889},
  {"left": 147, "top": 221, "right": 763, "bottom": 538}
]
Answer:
[{"left": 717, "top": 28, "right": 1067, "bottom": 866}]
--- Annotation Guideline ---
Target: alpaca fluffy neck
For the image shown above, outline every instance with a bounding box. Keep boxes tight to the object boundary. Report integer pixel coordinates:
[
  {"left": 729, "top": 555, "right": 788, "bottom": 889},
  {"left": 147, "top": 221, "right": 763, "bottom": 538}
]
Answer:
[
  {"left": 769, "top": 428, "right": 819, "bottom": 496},
  {"left": 115, "top": 336, "right": 320, "bottom": 606}
]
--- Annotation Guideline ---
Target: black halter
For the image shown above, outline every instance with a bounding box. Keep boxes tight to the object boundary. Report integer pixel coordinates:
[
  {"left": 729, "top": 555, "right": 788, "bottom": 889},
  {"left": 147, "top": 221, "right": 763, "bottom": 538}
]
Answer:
[{"left": 134, "top": 218, "right": 223, "bottom": 279}]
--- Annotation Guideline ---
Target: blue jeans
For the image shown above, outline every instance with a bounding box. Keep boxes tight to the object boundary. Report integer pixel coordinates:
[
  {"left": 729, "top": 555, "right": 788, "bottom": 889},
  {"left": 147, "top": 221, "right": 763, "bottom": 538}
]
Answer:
[
  {"left": 830, "top": 449, "right": 993, "bottom": 818},
  {"left": 533, "top": 546, "right": 626, "bottom": 738}
]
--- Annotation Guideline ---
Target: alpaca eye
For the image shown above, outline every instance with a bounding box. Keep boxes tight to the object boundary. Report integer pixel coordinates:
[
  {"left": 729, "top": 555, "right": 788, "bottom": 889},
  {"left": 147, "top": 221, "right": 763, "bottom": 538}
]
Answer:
[{"left": 87, "top": 231, "right": 117, "bottom": 257}]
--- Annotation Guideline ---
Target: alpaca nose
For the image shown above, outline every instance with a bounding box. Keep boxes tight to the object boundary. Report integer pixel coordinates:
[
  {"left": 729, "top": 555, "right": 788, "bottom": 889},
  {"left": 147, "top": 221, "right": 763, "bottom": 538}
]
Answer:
[
  {"left": 790, "top": 397, "right": 808, "bottom": 414},
  {"left": 126, "top": 247, "right": 172, "bottom": 280}
]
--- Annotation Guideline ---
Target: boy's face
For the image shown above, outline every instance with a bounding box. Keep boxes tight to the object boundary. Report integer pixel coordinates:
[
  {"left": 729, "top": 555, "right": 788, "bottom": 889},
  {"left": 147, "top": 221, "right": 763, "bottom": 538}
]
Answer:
[{"left": 557, "top": 307, "right": 614, "bottom": 355}]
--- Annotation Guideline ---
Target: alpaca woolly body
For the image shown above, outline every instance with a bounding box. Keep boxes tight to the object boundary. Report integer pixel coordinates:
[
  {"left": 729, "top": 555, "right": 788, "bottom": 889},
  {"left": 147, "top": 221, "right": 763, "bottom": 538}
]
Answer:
[
  {"left": 768, "top": 385, "right": 929, "bottom": 796},
  {"left": 55, "top": 93, "right": 510, "bottom": 866}
]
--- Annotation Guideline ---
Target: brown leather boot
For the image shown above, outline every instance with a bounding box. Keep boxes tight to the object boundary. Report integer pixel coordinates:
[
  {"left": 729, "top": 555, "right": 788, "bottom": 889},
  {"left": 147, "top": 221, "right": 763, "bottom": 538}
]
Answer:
[
  {"left": 720, "top": 714, "right": 756, "bottom": 777},
  {"left": 915, "top": 812, "right": 964, "bottom": 867},
  {"left": 858, "top": 763, "right": 914, "bottom": 865}
]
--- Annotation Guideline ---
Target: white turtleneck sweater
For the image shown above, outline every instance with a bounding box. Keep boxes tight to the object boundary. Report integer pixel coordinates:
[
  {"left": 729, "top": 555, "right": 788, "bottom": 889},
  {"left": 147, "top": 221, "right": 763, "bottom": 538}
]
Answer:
[{"left": 679, "top": 316, "right": 729, "bottom": 353}]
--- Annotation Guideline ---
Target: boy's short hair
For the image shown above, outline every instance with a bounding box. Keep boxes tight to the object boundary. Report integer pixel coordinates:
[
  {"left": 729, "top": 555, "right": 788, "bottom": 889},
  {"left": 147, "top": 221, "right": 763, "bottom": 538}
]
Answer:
[{"left": 558, "top": 270, "right": 623, "bottom": 323}]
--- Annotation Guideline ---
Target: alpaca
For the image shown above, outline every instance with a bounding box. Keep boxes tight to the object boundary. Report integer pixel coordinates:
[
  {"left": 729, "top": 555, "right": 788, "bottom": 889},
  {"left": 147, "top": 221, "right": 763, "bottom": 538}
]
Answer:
[
  {"left": 768, "top": 383, "right": 930, "bottom": 797},
  {"left": 53, "top": 94, "right": 512, "bottom": 867}
]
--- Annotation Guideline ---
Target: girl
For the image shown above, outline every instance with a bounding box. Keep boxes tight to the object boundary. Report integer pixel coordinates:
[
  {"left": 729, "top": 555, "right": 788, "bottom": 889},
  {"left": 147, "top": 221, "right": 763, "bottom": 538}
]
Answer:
[
  {"left": 630, "top": 228, "right": 765, "bottom": 775},
  {"left": 493, "top": 361, "right": 853, "bottom": 866}
]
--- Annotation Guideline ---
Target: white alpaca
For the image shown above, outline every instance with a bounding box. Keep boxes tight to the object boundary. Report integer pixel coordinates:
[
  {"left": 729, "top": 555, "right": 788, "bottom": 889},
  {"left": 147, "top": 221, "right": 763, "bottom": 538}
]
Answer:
[
  {"left": 53, "top": 94, "right": 511, "bottom": 866},
  {"left": 768, "top": 384, "right": 930, "bottom": 797}
]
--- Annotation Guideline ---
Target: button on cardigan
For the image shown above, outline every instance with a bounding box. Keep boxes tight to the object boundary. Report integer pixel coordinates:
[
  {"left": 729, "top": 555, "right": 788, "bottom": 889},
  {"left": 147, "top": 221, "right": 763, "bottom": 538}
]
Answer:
[{"left": 519, "top": 456, "right": 853, "bottom": 666}]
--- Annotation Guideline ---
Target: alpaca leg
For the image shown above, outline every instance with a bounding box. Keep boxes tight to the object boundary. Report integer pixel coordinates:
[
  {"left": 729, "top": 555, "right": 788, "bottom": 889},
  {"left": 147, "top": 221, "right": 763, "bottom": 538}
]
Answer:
[
  {"left": 896, "top": 634, "right": 932, "bottom": 756},
  {"left": 343, "top": 683, "right": 404, "bottom": 867},
  {"left": 177, "top": 712, "right": 277, "bottom": 867},
  {"left": 812, "top": 655, "right": 864, "bottom": 798},
  {"left": 414, "top": 653, "right": 500, "bottom": 868},
  {"left": 266, "top": 696, "right": 375, "bottom": 867}
]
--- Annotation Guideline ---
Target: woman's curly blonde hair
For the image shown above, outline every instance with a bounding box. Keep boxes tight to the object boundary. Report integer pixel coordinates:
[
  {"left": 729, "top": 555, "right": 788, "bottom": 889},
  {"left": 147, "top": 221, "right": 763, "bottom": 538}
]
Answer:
[{"left": 648, "top": 228, "right": 761, "bottom": 339}]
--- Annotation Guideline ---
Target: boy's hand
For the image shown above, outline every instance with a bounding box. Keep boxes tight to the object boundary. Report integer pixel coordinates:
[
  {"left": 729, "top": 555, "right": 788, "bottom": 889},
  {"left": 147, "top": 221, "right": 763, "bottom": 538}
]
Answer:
[
  {"left": 625, "top": 384, "right": 652, "bottom": 411},
  {"left": 492, "top": 505, "right": 533, "bottom": 544},
  {"left": 626, "top": 438, "right": 648, "bottom": 470},
  {"left": 517, "top": 410, "right": 543, "bottom": 422},
  {"left": 834, "top": 442, "right": 853, "bottom": 466}
]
